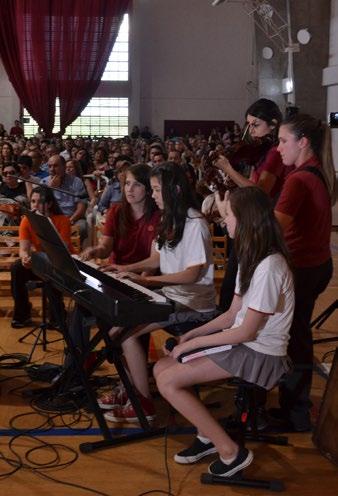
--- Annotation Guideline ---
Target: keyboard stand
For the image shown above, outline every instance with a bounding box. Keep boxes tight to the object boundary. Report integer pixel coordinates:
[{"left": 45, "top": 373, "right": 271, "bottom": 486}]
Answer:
[
  {"left": 80, "top": 342, "right": 166, "bottom": 454},
  {"left": 59, "top": 307, "right": 166, "bottom": 454},
  {"left": 28, "top": 250, "right": 171, "bottom": 454}
]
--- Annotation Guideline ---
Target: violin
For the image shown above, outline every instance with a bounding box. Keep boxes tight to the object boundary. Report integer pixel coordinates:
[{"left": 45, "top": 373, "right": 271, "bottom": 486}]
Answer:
[
  {"left": 226, "top": 128, "right": 273, "bottom": 174},
  {"left": 203, "top": 151, "right": 231, "bottom": 198},
  {"left": 203, "top": 125, "right": 274, "bottom": 196}
]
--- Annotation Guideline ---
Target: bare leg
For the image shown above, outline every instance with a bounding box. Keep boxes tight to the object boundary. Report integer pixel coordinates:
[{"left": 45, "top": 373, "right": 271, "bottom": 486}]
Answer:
[
  {"left": 154, "top": 356, "right": 239, "bottom": 459},
  {"left": 120, "top": 322, "right": 162, "bottom": 399}
]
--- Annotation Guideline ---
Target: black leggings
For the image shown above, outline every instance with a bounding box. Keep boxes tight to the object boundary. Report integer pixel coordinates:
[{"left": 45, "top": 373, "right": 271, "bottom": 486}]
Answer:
[
  {"left": 219, "top": 242, "right": 238, "bottom": 312},
  {"left": 279, "top": 258, "right": 333, "bottom": 427}
]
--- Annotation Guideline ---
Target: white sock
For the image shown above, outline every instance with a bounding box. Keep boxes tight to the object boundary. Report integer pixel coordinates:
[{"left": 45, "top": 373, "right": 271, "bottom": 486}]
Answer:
[
  {"left": 220, "top": 453, "right": 237, "bottom": 465},
  {"left": 197, "top": 434, "right": 211, "bottom": 444}
]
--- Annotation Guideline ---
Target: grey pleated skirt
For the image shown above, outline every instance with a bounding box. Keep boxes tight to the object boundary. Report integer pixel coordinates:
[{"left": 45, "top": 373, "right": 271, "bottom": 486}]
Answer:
[{"left": 209, "top": 344, "right": 291, "bottom": 390}]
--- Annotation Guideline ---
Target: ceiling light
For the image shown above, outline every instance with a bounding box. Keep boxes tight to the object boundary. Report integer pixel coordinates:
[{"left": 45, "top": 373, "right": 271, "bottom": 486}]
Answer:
[
  {"left": 211, "top": 0, "right": 227, "bottom": 6},
  {"left": 297, "top": 28, "right": 311, "bottom": 45}
]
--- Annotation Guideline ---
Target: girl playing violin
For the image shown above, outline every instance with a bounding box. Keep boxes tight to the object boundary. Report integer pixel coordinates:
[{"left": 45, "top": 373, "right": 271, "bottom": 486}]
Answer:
[{"left": 213, "top": 99, "right": 292, "bottom": 311}]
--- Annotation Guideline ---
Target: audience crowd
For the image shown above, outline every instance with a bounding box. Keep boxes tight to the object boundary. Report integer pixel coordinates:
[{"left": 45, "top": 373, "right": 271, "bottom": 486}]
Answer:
[{"left": 0, "top": 120, "right": 242, "bottom": 240}]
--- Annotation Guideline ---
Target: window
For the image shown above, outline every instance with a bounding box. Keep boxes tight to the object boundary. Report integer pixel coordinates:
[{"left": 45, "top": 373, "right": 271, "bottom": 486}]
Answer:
[
  {"left": 24, "top": 97, "right": 128, "bottom": 138},
  {"left": 102, "top": 14, "right": 128, "bottom": 81},
  {"left": 23, "top": 14, "right": 129, "bottom": 138}
]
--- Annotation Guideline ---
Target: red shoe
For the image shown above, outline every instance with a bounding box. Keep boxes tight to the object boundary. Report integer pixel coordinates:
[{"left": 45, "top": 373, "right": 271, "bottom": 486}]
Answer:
[
  {"left": 104, "top": 396, "right": 156, "bottom": 423},
  {"left": 83, "top": 351, "right": 100, "bottom": 371},
  {"left": 97, "top": 385, "right": 128, "bottom": 410}
]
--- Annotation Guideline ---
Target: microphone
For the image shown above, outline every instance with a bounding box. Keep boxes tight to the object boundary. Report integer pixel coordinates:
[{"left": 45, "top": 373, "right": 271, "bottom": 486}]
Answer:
[
  {"left": 165, "top": 337, "right": 178, "bottom": 352},
  {"left": 7, "top": 175, "right": 23, "bottom": 183},
  {"left": 211, "top": 0, "right": 227, "bottom": 6}
]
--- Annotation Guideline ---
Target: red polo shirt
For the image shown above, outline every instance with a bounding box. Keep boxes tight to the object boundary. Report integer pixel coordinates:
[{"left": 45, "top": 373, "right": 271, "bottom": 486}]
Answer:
[
  {"left": 275, "top": 156, "right": 332, "bottom": 268},
  {"left": 103, "top": 204, "right": 161, "bottom": 264},
  {"left": 251, "top": 146, "right": 294, "bottom": 200}
]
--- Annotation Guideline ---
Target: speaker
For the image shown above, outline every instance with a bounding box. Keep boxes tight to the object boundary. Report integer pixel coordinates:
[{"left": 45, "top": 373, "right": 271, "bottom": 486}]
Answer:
[{"left": 313, "top": 347, "right": 338, "bottom": 466}]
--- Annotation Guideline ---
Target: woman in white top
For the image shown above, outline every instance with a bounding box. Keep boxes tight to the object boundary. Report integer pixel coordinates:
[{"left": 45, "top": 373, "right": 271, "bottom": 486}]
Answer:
[
  {"left": 98, "top": 163, "right": 218, "bottom": 422},
  {"left": 154, "top": 186, "right": 294, "bottom": 478}
]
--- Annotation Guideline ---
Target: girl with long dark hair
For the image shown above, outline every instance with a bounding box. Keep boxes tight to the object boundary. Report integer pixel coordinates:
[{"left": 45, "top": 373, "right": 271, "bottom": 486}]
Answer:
[
  {"left": 65, "top": 164, "right": 160, "bottom": 371},
  {"left": 153, "top": 186, "right": 294, "bottom": 478},
  {"left": 99, "top": 163, "right": 218, "bottom": 421},
  {"left": 81, "top": 163, "right": 160, "bottom": 266},
  {"left": 215, "top": 98, "right": 287, "bottom": 198}
]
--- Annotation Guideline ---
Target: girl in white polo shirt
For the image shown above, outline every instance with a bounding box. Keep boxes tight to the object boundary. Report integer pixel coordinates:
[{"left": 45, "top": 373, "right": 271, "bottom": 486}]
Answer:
[
  {"left": 154, "top": 186, "right": 294, "bottom": 478},
  {"left": 99, "top": 163, "right": 218, "bottom": 421}
]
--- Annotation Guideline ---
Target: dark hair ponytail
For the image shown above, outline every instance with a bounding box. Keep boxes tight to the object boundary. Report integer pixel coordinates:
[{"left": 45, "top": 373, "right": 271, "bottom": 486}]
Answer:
[
  {"left": 245, "top": 98, "right": 282, "bottom": 142},
  {"left": 282, "top": 113, "right": 336, "bottom": 204}
]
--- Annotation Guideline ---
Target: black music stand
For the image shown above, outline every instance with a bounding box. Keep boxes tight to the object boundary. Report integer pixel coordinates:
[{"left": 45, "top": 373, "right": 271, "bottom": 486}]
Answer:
[{"left": 26, "top": 209, "right": 166, "bottom": 453}]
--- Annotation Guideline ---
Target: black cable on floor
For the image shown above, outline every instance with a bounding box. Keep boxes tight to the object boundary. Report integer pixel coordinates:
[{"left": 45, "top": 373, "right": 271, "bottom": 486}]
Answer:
[
  {"left": 7, "top": 378, "right": 35, "bottom": 395},
  {"left": 0, "top": 373, "right": 28, "bottom": 384},
  {"left": 0, "top": 353, "right": 30, "bottom": 368},
  {"left": 321, "top": 349, "right": 336, "bottom": 363},
  {"left": 137, "top": 409, "right": 176, "bottom": 496},
  {"left": 0, "top": 433, "right": 113, "bottom": 496},
  {"left": 9, "top": 403, "right": 94, "bottom": 433},
  {"left": 9, "top": 410, "right": 56, "bottom": 432}
]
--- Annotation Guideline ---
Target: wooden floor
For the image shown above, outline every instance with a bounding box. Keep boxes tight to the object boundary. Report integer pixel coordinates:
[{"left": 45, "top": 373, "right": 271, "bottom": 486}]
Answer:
[{"left": 0, "top": 235, "right": 337, "bottom": 495}]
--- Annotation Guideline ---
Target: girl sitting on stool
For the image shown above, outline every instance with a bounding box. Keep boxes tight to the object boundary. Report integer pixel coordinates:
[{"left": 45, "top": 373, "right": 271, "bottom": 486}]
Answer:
[{"left": 154, "top": 186, "right": 294, "bottom": 478}]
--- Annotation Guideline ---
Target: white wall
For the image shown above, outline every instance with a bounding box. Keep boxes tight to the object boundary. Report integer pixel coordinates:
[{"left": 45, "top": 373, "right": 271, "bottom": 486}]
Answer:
[
  {"left": 0, "top": 59, "right": 20, "bottom": 132},
  {"left": 323, "top": 0, "right": 338, "bottom": 172},
  {"left": 323, "top": 0, "right": 338, "bottom": 223},
  {"left": 130, "top": 0, "right": 256, "bottom": 136}
]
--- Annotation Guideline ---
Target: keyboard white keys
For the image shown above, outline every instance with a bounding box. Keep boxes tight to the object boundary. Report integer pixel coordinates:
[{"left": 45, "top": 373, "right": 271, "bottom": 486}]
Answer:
[{"left": 72, "top": 255, "right": 167, "bottom": 304}]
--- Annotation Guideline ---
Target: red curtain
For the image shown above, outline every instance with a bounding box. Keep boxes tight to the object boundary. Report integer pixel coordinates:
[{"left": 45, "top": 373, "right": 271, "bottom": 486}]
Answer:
[{"left": 0, "top": 0, "right": 131, "bottom": 137}]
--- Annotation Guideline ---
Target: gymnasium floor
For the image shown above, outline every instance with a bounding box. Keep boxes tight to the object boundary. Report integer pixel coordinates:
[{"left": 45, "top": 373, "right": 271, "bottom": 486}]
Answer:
[{"left": 0, "top": 234, "right": 337, "bottom": 496}]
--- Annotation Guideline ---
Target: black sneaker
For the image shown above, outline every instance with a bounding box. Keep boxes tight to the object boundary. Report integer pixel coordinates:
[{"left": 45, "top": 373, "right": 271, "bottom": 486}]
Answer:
[
  {"left": 208, "top": 447, "right": 253, "bottom": 477},
  {"left": 174, "top": 437, "right": 217, "bottom": 464},
  {"left": 11, "top": 318, "right": 33, "bottom": 329},
  {"left": 267, "top": 407, "right": 312, "bottom": 432}
]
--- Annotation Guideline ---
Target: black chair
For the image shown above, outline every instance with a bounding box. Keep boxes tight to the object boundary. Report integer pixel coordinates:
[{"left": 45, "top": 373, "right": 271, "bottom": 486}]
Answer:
[{"left": 201, "top": 378, "right": 288, "bottom": 492}]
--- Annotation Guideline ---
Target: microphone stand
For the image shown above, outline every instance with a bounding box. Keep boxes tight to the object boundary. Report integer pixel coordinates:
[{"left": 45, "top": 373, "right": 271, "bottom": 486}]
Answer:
[{"left": 10, "top": 174, "right": 89, "bottom": 201}]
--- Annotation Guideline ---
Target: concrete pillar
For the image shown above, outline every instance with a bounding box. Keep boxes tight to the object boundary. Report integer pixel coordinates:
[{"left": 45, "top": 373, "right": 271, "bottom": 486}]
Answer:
[{"left": 323, "top": 0, "right": 338, "bottom": 170}]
